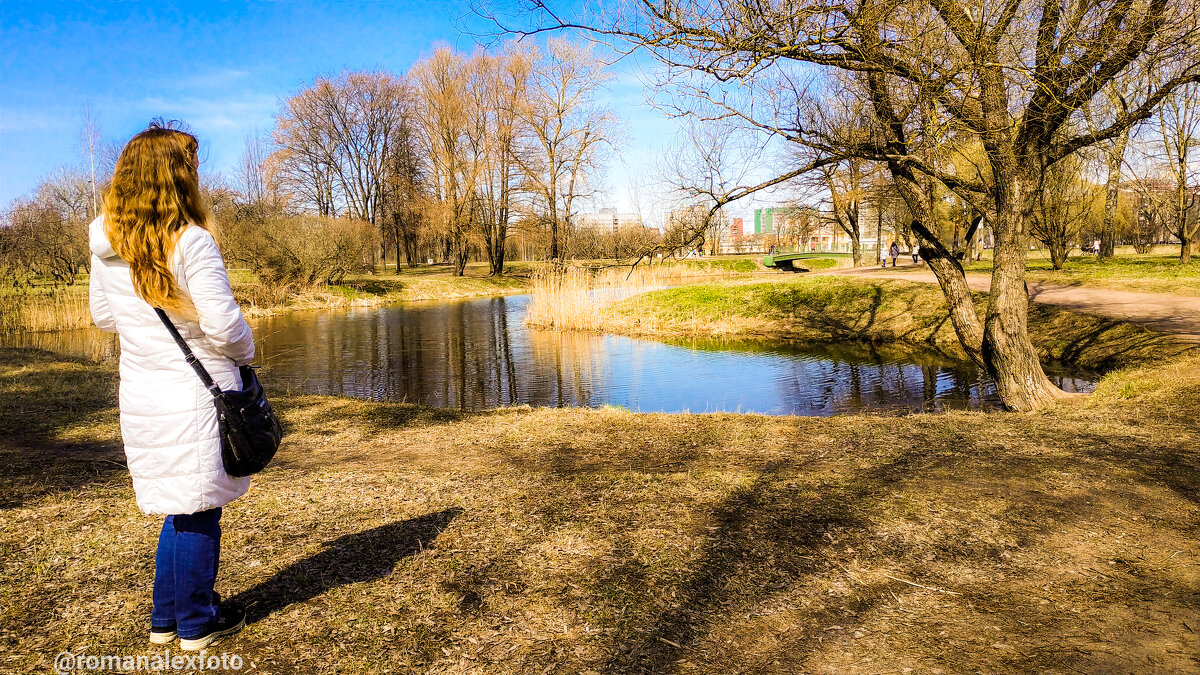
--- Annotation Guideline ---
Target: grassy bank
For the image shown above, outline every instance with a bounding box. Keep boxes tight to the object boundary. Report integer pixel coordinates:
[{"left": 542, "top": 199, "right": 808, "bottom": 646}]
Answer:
[
  {"left": 562, "top": 276, "right": 1192, "bottom": 373},
  {"left": 524, "top": 263, "right": 768, "bottom": 332},
  {"left": 963, "top": 250, "right": 1200, "bottom": 296},
  {"left": 2, "top": 346, "right": 1197, "bottom": 674}
]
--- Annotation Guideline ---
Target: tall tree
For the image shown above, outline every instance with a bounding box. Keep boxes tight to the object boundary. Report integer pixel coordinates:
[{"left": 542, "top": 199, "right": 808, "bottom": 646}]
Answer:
[
  {"left": 382, "top": 113, "right": 427, "bottom": 269},
  {"left": 274, "top": 71, "right": 407, "bottom": 231},
  {"left": 1088, "top": 81, "right": 1138, "bottom": 258},
  {"left": 467, "top": 47, "right": 533, "bottom": 276},
  {"left": 412, "top": 49, "right": 477, "bottom": 276},
  {"left": 818, "top": 160, "right": 870, "bottom": 266},
  {"left": 81, "top": 104, "right": 101, "bottom": 219},
  {"left": 519, "top": 38, "right": 615, "bottom": 260},
  {"left": 1156, "top": 82, "right": 1200, "bottom": 262},
  {"left": 1029, "top": 148, "right": 1101, "bottom": 269}
]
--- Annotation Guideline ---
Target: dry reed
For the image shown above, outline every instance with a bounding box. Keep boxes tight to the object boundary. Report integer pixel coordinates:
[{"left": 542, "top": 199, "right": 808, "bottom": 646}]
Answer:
[
  {"left": 524, "top": 263, "right": 741, "bottom": 331},
  {"left": 0, "top": 286, "right": 92, "bottom": 333}
]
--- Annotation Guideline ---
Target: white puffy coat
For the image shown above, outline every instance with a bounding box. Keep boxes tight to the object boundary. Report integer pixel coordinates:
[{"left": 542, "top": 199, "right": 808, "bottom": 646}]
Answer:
[{"left": 88, "top": 216, "right": 256, "bottom": 515}]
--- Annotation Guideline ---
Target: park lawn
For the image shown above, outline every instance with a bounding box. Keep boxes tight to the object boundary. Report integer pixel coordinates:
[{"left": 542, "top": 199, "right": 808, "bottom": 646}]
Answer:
[
  {"left": 1, "top": 344, "right": 1196, "bottom": 674},
  {"left": 598, "top": 276, "right": 1190, "bottom": 373},
  {"left": 680, "top": 258, "right": 761, "bottom": 274},
  {"left": 961, "top": 251, "right": 1200, "bottom": 296}
]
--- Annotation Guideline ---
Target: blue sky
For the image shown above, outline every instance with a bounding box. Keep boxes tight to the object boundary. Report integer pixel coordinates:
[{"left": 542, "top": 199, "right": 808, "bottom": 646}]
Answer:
[{"left": 1, "top": 0, "right": 702, "bottom": 217}]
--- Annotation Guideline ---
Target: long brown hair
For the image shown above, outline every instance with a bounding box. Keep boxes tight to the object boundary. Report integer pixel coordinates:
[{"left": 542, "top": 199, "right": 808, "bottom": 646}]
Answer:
[{"left": 102, "top": 120, "right": 211, "bottom": 312}]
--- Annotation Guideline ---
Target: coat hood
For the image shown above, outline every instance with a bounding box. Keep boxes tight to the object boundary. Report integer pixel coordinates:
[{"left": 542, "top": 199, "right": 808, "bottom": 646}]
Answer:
[{"left": 89, "top": 215, "right": 120, "bottom": 260}]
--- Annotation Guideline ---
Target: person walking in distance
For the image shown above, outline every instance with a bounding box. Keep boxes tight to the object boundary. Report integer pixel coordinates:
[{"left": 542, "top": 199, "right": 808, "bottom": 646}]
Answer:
[
  {"left": 880, "top": 244, "right": 888, "bottom": 267},
  {"left": 89, "top": 120, "right": 255, "bottom": 651},
  {"left": 912, "top": 243, "right": 920, "bottom": 265},
  {"left": 889, "top": 241, "right": 900, "bottom": 267}
]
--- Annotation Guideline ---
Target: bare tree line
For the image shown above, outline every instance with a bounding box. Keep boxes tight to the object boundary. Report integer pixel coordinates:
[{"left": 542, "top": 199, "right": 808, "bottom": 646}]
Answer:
[{"left": 224, "top": 38, "right": 619, "bottom": 279}]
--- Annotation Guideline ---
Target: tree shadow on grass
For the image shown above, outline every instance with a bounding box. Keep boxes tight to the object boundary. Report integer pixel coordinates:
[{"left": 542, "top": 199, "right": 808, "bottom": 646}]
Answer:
[
  {"left": 0, "top": 347, "right": 126, "bottom": 509},
  {"left": 230, "top": 507, "right": 462, "bottom": 624},
  {"left": 598, "top": 457, "right": 888, "bottom": 673},
  {"left": 1025, "top": 305, "right": 1197, "bottom": 372}
]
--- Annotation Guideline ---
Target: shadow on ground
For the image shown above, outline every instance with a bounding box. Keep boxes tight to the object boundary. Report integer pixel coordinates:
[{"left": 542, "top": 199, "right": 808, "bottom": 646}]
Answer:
[
  {"left": 0, "top": 347, "right": 125, "bottom": 508},
  {"left": 232, "top": 507, "right": 462, "bottom": 623}
]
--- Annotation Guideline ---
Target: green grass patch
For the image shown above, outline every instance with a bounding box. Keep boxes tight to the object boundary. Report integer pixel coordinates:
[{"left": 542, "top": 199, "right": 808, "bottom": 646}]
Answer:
[
  {"left": 963, "top": 252, "right": 1200, "bottom": 295},
  {"left": 607, "top": 276, "right": 1192, "bottom": 372},
  {"left": 799, "top": 257, "right": 840, "bottom": 271},
  {"left": 680, "top": 258, "right": 760, "bottom": 273}
]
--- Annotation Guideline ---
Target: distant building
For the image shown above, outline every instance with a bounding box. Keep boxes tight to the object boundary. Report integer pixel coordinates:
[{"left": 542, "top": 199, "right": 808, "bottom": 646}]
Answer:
[
  {"left": 753, "top": 206, "right": 816, "bottom": 236},
  {"left": 576, "top": 207, "right": 649, "bottom": 233},
  {"left": 731, "top": 217, "right": 743, "bottom": 239}
]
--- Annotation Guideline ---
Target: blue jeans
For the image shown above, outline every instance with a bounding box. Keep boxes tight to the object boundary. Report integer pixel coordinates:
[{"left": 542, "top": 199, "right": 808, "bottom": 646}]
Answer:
[{"left": 151, "top": 508, "right": 222, "bottom": 639}]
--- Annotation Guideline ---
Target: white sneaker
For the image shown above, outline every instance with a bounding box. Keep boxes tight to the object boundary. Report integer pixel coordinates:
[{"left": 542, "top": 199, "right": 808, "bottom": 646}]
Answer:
[{"left": 149, "top": 626, "right": 177, "bottom": 645}]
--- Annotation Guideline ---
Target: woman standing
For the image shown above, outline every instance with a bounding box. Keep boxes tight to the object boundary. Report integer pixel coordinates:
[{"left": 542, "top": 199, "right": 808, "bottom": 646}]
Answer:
[{"left": 89, "top": 121, "right": 255, "bottom": 651}]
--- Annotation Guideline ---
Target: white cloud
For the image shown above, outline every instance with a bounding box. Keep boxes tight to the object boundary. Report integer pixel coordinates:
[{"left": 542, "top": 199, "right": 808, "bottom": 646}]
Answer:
[
  {"left": 179, "top": 68, "right": 252, "bottom": 89},
  {"left": 0, "top": 107, "right": 77, "bottom": 134},
  {"left": 135, "top": 93, "right": 277, "bottom": 133}
]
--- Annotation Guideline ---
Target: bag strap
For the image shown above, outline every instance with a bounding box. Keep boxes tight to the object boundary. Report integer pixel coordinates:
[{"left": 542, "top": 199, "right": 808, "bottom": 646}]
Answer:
[{"left": 153, "top": 308, "right": 224, "bottom": 400}]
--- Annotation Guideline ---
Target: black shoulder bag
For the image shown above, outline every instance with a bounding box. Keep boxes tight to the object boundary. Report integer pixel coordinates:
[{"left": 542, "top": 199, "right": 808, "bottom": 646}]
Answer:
[{"left": 155, "top": 309, "right": 283, "bottom": 478}]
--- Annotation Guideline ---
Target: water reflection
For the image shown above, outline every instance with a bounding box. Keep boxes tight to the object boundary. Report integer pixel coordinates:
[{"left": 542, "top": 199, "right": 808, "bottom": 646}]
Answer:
[
  {"left": 250, "top": 295, "right": 1093, "bottom": 415},
  {"left": 3, "top": 294, "right": 1095, "bottom": 416}
]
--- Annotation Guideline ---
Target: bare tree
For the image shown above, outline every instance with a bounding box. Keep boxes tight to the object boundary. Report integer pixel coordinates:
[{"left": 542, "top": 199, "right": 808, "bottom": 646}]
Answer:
[
  {"left": 412, "top": 48, "right": 478, "bottom": 276},
  {"left": 2, "top": 171, "right": 93, "bottom": 284},
  {"left": 1087, "top": 80, "right": 1140, "bottom": 258},
  {"left": 1155, "top": 82, "right": 1200, "bottom": 262},
  {"left": 273, "top": 71, "right": 407, "bottom": 233},
  {"left": 496, "top": 0, "right": 1200, "bottom": 411},
  {"left": 237, "top": 132, "right": 270, "bottom": 209},
  {"left": 518, "top": 38, "right": 615, "bottom": 260},
  {"left": 81, "top": 105, "right": 101, "bottom": 219},
  {"left": 467, "top": 47, "right": 534, "bottom": 275},
  {"left": 1030, "top": 149, "right": 1101, "bottom": 269},
  {"left": 381, "top": 113, "right": 427, "bottom": 269},
  {"left": 815, "top": 161, "right": 869, "bottom": 265}
]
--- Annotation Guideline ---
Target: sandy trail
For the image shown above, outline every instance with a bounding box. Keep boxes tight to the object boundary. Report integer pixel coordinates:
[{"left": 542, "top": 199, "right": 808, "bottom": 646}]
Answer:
[{"left": 822, "top": 263, "right": 1200, "bottom": 343}]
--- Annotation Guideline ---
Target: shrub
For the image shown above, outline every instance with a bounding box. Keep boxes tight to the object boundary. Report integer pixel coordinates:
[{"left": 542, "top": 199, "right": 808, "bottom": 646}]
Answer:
[{"left": 221, "top": 215, "right": 379, "bottom": 286}]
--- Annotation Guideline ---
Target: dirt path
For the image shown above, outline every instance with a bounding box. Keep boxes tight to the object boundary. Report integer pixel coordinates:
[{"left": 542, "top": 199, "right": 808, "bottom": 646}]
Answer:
[{"left": 824, "top": 262, "right": 1200, "bottom": 343}]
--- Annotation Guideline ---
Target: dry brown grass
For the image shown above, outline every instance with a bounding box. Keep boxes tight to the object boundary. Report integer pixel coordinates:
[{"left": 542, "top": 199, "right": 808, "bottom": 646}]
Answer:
[
  {"left": 0, "top": 284, "right": 92, "bottom": 333},
  {"left": 2, "top": 346, "right": 1197, "bottom": 674},
  {"left": 237, "top": 266, "right": 532, "bottom": 319}
]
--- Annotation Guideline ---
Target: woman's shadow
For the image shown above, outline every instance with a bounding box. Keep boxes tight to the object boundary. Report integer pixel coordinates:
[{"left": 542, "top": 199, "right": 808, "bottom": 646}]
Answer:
[{"left": 230, "top": 507, "right": 461, "bottom": 623}]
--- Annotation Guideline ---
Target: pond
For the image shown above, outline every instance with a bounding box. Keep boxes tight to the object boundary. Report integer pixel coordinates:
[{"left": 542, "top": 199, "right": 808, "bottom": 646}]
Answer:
[{"left": 5, "top": 294, "right": 1095, "bottom": 416}]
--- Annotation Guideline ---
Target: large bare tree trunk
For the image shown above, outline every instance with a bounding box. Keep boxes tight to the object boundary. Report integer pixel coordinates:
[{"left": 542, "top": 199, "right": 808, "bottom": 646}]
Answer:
[
  {"left": 983, "top": 177, "right": 1074, "bottom": 410},
  {"left": 550, "top": 218, "right": 560, "bottom": 260},
  {"left": 893, "top": 171, "right": 985, "bottom": 366},
  {"left": 1176, "top": 185, "right": 1196, "bottom": 264},
  {"left": 906, "top": 231, "right": 985, "bottom": 366}
]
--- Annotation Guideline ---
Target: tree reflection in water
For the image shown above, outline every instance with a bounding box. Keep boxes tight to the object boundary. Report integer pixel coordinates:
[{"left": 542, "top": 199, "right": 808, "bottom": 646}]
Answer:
[{"left": 5, "top": 295, "right": 1094, "bottom": 415}]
